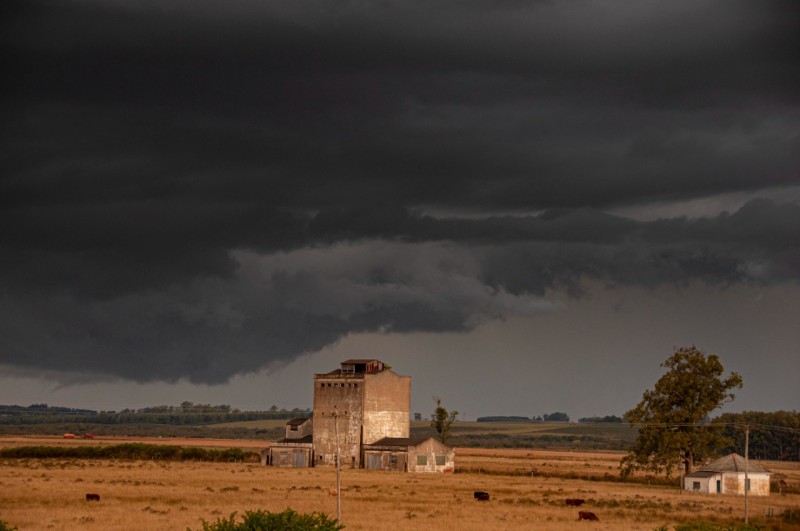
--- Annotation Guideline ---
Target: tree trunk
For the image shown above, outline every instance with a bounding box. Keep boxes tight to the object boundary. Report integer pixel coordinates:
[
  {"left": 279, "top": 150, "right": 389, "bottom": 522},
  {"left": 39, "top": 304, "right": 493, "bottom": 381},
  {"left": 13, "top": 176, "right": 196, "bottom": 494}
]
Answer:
[{"left": 685, "top": 451, "right": 694, "bottom": 475}]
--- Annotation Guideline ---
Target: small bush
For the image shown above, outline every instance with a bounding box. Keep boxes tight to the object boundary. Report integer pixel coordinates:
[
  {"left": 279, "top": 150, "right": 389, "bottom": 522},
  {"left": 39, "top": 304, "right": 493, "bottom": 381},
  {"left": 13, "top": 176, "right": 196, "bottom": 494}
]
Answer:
[
  {"left": 672, "top": 522, "right": 765, "bottom": 531},
  {"left": 782, "top": 506, "right": 800, "bottom": 524},
  {"left": 0, "top": 520, "right": 19, "bottom": 531},
  {"left": 193, "top": 509, "right": 344, "bottom": 531}
]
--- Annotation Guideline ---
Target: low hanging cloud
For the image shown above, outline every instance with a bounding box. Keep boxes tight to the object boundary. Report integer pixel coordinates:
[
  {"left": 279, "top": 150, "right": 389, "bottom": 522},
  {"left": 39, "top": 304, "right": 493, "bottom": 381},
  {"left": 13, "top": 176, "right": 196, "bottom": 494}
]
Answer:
[{"left": 1, "top": 200, "right": 799, "bottom": 383}]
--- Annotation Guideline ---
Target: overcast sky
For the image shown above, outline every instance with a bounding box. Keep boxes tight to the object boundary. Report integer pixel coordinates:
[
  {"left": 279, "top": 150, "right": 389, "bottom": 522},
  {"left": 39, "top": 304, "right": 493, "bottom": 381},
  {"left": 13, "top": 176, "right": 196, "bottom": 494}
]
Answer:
[{"left": 1, "top": 0, "right": 798, "bottom": 420}]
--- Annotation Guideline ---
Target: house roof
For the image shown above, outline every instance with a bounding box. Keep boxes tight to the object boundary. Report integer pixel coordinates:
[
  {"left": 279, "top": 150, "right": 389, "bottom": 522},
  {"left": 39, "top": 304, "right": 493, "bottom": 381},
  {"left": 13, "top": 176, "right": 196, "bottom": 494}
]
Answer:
[
  {"left": 274, "top": 435, "right": 313, "bottom": 444},
  {"left": 699, "top": 453, "right": 771, "bottom": 474},
  {"left": 368, "top": 437, "right": 426, "bottom": 447},
  {"left": 341, "top": 359, "right": 382, "bottom": 364},
  {"left": 286, "top": 417, "right": 311, "bottom": 426},
  {"left": 685, "top": 470, "right": 718, "bottom": 478}
]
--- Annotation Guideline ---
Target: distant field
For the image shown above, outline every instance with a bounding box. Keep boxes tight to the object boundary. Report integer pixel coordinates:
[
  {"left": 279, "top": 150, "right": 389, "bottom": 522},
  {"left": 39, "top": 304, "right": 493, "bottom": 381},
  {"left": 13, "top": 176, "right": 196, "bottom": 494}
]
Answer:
[
  {"left": 203, "top": 419, "right": 293, "bottom": 430},
  {"left": 413, "top": 420, "right": 639, "bottom": 451},
  {"left": 1, "top": 436, "right": 798, "bottom": 531},
  {"left": 0, "top": 419, "right": 637, "bottom": 452}
]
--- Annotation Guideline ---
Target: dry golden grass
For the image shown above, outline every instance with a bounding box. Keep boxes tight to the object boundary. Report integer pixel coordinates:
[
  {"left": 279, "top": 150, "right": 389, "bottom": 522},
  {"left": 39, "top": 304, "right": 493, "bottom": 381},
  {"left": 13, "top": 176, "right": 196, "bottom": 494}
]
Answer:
[{"left": 1, "top": 438, "right": 799, "bottom": 531}]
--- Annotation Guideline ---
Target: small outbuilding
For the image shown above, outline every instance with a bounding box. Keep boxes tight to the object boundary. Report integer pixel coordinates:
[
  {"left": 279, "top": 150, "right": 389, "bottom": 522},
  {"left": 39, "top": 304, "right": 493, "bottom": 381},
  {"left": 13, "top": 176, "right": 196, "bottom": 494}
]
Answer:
[
  {"left": 362, "top": 437, "right": 454, "bottom": 473},
  {"left": 684, "top": 453, "right": 771, "bottom": 496},
  {"left": 265, "top": 418, "right": 314, "bottom": 467}
]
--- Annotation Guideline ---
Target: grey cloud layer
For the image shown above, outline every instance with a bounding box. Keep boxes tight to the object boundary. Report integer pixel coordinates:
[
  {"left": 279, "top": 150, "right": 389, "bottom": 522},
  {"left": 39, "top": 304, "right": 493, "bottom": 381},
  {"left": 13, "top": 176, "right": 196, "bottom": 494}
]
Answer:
[{"left": 1, "top": 0, "right": 798, "bottom": 382}]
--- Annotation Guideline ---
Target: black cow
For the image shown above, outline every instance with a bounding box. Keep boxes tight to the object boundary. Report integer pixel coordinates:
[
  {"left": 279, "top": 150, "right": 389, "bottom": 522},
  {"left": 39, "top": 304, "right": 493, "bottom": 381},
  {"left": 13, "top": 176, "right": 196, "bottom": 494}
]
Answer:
[
  {"left": 566, "top": 498, "right": 585, "bottom": 506},
  {"left": 85, "top": 493, "right": 100, "bottom": 502},
  {"left": 578, "top": 511, "right": 599, "bottom": 521},
  {"left": 473, "top": 491, "right": 490, "bottom": 501}
]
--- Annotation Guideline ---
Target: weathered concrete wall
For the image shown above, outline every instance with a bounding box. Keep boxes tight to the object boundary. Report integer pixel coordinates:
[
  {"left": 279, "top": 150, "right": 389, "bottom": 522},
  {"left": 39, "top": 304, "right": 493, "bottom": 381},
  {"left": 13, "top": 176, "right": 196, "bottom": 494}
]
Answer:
[
  {"left": 268, "top": 445, "right": 313, "bottom": 467},
  {"left": 311, "top": 365, "right": 411, "bottom": 468},
  {"left": 313, "top": 378, "right": 364, "bottom": 466},
  {"left": 363, "top": 450, "right": 408, "bottom": 471},
  {"left": 684, "top": 472, "right": 770, "bottom": 496},
  {"left": 285, "top": 419, "right": 313, "bottom": 439},
  {"left": 725, "top": 473, "right": 771, "bottom": 496},
  {"left": 684, "top": 475, "right": 720, "bottom": 494},
  {"left": 362, "top": 370, "right": 411, "bottom": 445},
  {"left": 409, "top": 438, "right": 455, "bottom": 473}
]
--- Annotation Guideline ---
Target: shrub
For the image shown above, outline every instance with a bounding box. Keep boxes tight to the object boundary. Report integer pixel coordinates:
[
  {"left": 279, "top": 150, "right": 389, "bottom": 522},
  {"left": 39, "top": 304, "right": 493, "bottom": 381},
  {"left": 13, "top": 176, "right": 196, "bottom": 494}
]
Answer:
[
  {"left": 193, "top": 509, "right": 344, "bottom": 531},
  {"left": 0, "top": 520, "right": 19, "bottom": 531},
  {"left": 671, "top": 522, "right": 765, "bottom": 531},
  {"left": 782, "top": 506, "right": 800, "bottom": 524},
  {"left": 0, "top": 444, "right": 259, "bottom": 462}
]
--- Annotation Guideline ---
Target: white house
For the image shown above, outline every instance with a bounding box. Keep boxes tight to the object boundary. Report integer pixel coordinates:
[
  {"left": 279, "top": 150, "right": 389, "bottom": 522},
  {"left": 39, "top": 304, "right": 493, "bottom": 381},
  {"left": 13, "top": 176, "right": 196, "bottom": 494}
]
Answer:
[{"left": 684, "top": 453, "right": 771, "bottom": 496}]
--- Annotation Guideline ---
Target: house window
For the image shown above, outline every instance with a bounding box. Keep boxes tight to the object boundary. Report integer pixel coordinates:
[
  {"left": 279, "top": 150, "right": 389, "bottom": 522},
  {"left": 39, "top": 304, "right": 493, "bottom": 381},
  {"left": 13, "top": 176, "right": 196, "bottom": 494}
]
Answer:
[
  {"left": 746, "top": 478, "right": 751, "bottom": 491},
  {"left": 435, "top": 455, "right": 446, "bottom": 466},
  {"left": 390, "top": 454, "right": 398, "bottom": 466},
  {"left": 290, "top": 425, "right": 298, "bottom": 431},
  {"left": 417, "top": 455, "right": 427, "bottom": 466},
  {"left": 692, "top": 481, "right": 700, "bottom": 491}
]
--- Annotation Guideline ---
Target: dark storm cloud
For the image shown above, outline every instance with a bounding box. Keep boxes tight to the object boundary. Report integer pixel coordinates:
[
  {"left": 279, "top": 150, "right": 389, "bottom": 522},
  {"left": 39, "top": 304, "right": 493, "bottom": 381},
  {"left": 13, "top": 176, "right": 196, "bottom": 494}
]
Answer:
[{"left": 1, "top": 0, "right": 798, "bottom": 383}]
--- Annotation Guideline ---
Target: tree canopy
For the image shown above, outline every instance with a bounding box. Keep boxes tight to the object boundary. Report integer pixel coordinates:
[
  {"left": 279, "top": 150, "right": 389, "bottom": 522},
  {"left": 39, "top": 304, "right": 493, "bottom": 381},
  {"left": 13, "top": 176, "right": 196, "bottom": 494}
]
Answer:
[
  {"left": 621, "top": 346, "right": 743, "bottom": 478},
  {"left": 431, "top": 397, "right": 458, "bottom": 445}
]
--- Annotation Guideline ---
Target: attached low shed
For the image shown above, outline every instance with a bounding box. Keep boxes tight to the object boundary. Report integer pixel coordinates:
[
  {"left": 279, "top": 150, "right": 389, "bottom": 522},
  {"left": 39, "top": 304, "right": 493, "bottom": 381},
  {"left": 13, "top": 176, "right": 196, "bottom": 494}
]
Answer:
[
  {"left": 684, "top": 453, "right": 771, "bottom": 496},
  {"left": 267, "top": 435, "right": 314, "bottom": 467},
  {"left": 362, "top": 437, "right": 454, "bottom": 473}
]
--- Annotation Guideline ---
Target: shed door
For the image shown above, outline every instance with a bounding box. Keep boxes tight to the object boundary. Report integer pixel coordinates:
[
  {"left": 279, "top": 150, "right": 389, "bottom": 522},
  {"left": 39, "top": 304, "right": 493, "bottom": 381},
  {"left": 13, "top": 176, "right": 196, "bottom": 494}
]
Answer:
[
  {"left": 716, "top": 480, "right": 721, "bottom": 493},
  {"left": 293, "top": 450, "right": 306, "bottom": 467},
  {"left": 366, "top": 453, "right": 382, "bottom": 470}
]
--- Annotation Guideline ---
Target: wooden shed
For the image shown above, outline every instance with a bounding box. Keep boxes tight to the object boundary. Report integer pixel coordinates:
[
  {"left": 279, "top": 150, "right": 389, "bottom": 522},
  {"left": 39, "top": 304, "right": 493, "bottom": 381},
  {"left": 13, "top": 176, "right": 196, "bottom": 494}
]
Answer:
[
  {"left": 362, "top": 437, "right": 454, "bottom": 473},
  {"left": 267, "top": 435, "right": 314, "bottom": 467}
]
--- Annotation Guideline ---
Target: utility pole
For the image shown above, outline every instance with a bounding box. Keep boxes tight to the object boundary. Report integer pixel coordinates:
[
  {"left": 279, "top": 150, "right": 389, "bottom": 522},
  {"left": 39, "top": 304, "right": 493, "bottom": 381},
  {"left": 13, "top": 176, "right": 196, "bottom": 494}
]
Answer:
[
  {"left": 332, "top": 406, "right": 347, "bottom": 525},
  {"left": 744, "top": 425, "right": 750, "bottom": 525},
  {"left": 333, "top": 407, "right": 342, "bottom": 524}
]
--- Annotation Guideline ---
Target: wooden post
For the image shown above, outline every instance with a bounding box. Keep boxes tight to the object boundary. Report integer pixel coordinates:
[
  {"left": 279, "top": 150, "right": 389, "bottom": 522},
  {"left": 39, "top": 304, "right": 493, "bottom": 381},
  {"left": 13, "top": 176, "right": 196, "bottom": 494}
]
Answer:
[
  {"left": 744, "top": 425, "right": 750, "bottom": 525},
  {"left": 334, "top": 407, "right": 342, "bottom": 525}
]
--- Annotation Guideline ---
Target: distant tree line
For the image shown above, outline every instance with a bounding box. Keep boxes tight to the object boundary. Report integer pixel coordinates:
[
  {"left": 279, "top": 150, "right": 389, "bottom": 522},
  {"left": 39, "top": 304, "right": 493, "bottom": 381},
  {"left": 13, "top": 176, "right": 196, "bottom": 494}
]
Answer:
[
  {"left": 0, "top": 402, "right": 310, "bottom": 426},
  {"left": 714, "top": 410, "right": 800, "bottom": 461},
  {"left": 475, "top": 412, "right": 573, "bottom": 423},
  {"left": 475, "top": 416, "right": 531, "bottom": 423},
  {"left": 578, "top": 415, "right": 623, "bottom": 423}
]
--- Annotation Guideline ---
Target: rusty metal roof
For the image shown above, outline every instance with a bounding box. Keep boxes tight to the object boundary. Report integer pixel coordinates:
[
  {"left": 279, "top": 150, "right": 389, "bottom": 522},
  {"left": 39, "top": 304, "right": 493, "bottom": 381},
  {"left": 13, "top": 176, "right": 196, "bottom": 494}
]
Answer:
[
  {"left": 340, "top": 359, "right": 382, "bottom": 364},
  {"left": 365, "top": 437, "right": 431, "bottom": 448},
  {"left": 699, "top": 453, "right": 771, "bottom": 474},
  {"left": 685, "top": 470, "right": 718, "bottom": 478},
  {"left": 286, "top": 417, "right": 311, "bottom": 426},
  {"left": 274, "top": 435, "right": 313, "bottom": 444}
]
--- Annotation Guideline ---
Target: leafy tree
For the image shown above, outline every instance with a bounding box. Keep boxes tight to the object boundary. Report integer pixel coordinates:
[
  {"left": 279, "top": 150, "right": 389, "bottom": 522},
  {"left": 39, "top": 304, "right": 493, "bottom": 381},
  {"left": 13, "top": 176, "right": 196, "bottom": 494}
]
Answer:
[
  {"left": 543, "top": 412, "right": 570, "bottom": 422},
  {"left": 431, "top": 396, "right": 458, "bottom": 445},
  {"left": 714, "top": 410, "right": 800, "bottom": 461},
  {"left": 621, "top": 346, "right": 743, "bottom": 478}
]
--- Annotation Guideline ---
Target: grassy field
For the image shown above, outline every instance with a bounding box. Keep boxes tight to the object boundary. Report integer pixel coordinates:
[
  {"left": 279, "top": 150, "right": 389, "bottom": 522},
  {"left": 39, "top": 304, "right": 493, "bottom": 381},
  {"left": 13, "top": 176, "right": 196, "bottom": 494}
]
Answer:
[{"left": 1, "top": 436, "right": 799, "bottom": 530}]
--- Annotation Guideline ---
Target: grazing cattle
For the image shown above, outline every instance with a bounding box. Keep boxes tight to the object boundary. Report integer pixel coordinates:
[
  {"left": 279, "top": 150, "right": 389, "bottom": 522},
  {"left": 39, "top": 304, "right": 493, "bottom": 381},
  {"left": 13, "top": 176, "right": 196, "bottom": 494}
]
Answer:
[
  {"left": 85, "top": 493, "right": 100, "bottom": 502},
  {"left": 473, "top": 491, "right": 490, "bottom": 501},
  {"left": 566, "top": 498, "right": 585, "bottom": 506},
  {"left": 578, "top": 511, "right": 599, "bottom": 521}
]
